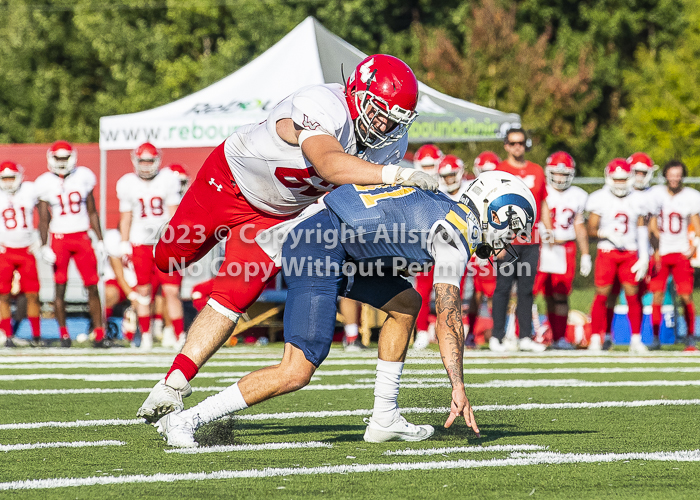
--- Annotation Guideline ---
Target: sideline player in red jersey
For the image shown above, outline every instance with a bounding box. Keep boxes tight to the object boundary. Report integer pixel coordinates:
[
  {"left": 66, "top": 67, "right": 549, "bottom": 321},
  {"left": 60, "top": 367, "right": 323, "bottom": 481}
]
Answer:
[
  {"left": 35, "top": 141, "right": 105, "bottom": 348},
  {"left": 137, "top": 54, "right": 436, "bottom": 423},
  {"left": 586, "top": 158, "right": 649, "bottom": 353},
  {"left": 532, "top": 152, "right": 590, "bottom": 349},
  {"left": 647, "top": 160, "right": 700, "bottom": 351},
  {"left": 0, "top": 161, "right": 42, "bottom": 347}
]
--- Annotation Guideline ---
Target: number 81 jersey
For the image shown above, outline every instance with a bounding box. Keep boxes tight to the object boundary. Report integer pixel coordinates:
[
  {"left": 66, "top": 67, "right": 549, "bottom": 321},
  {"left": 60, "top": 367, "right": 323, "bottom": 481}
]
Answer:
[
  {"left": 0, "top": 182, "right": 37, "bottom": 248},
  {"left": 116, "top": 171, "right": 181, "bottom": 245},
  {"left": 35, "top": 167, "right": 97, "bottom": 235}
]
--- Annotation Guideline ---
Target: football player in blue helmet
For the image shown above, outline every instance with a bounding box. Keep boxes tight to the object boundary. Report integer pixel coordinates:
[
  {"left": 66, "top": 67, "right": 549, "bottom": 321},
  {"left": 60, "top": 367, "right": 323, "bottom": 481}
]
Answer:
[{"left": 153, "top": 172, "right": 535, "bottom": 448}]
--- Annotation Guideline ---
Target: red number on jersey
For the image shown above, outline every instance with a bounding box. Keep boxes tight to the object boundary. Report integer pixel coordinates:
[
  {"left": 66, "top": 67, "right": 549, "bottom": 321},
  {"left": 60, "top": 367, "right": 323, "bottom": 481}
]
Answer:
[
  {"left": 56, "top": 191, "right": 82, "bottom": 215},
  {"left": 138, "top": 197, "right": 164, "bottom": 218},
  {"left": 659, "top": 210, "right": 683, "bottom": 234},
  {"left": 2, "top": 207, "right": 29, "bottom": 230},
  {"left": 614, "top": 212, "right": 629, "bottom": 234},
  {"left": 551, "top": 207, "right": 575, "bottom": 230},
  {"left": 273, "top": 167, "right": 333, "bottom": 198}
]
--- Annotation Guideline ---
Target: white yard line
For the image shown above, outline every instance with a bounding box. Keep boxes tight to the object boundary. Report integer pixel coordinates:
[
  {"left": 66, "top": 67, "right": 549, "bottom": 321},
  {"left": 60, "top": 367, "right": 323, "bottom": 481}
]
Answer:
[
  {"left": 1, "top": 450, "right": 699, "bottom": 490},
  {"left": 0, "top": 440, "right": 125, "bottom": 452},
  {"left": 383, "top": 444, "right": 547, "bottom": 456},
  {"left": 3, "top": 398, "right": 697, "bottom": 431},
  {"left": 5, "top": 378, "right": 700, "bottom": 395},
  {"left": 165, "top": 441, "right": 332, "bottom": 454}
]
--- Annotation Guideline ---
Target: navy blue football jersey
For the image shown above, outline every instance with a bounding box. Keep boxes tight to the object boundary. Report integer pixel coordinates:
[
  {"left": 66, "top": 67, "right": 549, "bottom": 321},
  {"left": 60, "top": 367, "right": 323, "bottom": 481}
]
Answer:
[{"left": 323, "top": 184, "right": 481, "bottom": 267}]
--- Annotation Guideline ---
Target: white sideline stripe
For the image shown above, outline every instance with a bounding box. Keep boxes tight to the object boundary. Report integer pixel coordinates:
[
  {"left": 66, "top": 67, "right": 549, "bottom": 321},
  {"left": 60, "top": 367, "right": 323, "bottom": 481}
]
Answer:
[
  {"left": 5, "top": 355, "right": 700, "bottom": 370},
  {"left": 0, "top": 440, "right": 125, "bottom": 452},
  {"left": 165, "top": 441, "right": 332, "bottom": 455},
  {"left": 8, "top": 379, "right": 700, "bottom": 395},
  {"left": 7, "top": 366, "right": 700, "bottom": 382},
  {"left": 2, "top": 399, "right": 700, "bottom": 430},
  {"left": 0, "top": 419, "right": 143, "bottom": 430},
  {"left": 383, "top": 444, "right": 547, "bottom": 456},
  {"left": 1, "top": 450, "right": 699, "bottom": 490}
]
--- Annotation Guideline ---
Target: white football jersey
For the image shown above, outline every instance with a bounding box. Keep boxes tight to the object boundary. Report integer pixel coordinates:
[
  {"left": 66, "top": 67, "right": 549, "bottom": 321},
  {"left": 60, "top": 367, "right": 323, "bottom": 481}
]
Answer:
[
  {"left": 34, "top": 167, "right": 96, "bottom": 234},
  {"left": 103, "top": 229, "right": 137, "bottom": 287},
  {"left": 543, "top": 185, "right": 588, "bottom": 242},
  {"left": 0, "top": 182, "right": 38, "bottom": 248},
  {"left": 225, "top": 83, "right": 407, "bottom": 216},
  {"left": 116, "top": 171, "right": 181, "bottom": 245},
  {"left": 586, "top": 187, "right": 646, "bottom": 251},
  {"left": 648, "top": 185, "right": 700, "bottom": 255}
]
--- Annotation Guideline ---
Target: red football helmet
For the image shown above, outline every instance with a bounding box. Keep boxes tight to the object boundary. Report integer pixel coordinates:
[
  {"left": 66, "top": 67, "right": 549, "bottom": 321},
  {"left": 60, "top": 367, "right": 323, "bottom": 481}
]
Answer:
[
  {"left": 47, "top": 140, "right": 77, "bottom": 176},
  {"left": 545, "top": 151, "right": 576, "bottom": 190},
  {"left": 438, "top": 155, "right": 464, "bottom": 191},
  {"left": 166, "top": 163, "right": 189, "bottom": 196},
  {"left": 605, "top": 158, "right": 633, "bottom": 197},
  {"left": 627, "top": 152, "right": 657, "bottom": 190},
  {"left": 0, "top": 161, "right": 23, "bottom": 193},
  {"left": 131, "top": 142, "right": 162, "bottom": 179},
  {"left": 345, "top": 54, "right": 419, "bottom": 149},
  {"left": 473, "top": 151, "right": 500, "bottom": 176},
  {"left": 413, "top": 144, "right": 443, "bottom": 173}
]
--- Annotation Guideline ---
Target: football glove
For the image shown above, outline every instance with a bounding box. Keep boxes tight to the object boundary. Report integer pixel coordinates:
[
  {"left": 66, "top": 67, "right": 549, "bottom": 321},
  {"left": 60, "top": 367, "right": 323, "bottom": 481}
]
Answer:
[
  {"left": 579, "top": 254, "right": 592, "bottom": 277},
  {"left": 382, "top": 164, "right": 439, "bottom": 192},
  {"left": 40, "top": 245, "right": 56, "bottom": 264},
  {"left": 631, "top": 255, "right": 649, "bottom": 282},
  {"left": 597, "top": 228, "right": 625, "bottom": 249}
]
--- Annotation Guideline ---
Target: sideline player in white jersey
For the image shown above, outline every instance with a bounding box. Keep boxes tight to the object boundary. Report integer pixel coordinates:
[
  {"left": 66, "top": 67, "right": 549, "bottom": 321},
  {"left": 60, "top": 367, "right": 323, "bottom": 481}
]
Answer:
[
  {"left": 137, "top": 54, "right": 436, "bottom": 423},
  {"left": 647, "top": 160, "right": 700, "bottom": 351},
  {"left": 0, "top": 161, "right": 42, "bottom": 347},
  {"left": 35, "top": 141, "right": 105, "bottom": 348},
  {"left": 533, "top": 152, "right": 590, "bottom": 349},
  {"left": 117, "top": 143, "right": 183, "bottom": 351},
  {"left": 586, "top": 158, "right": 649, "bottom": 353}
]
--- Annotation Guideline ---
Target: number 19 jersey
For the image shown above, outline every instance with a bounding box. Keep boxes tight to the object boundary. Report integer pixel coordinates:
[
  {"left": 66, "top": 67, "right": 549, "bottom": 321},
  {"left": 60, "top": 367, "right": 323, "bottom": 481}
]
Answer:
[{"left": 34, "top": 167, "right": 96, "bottom": 235}]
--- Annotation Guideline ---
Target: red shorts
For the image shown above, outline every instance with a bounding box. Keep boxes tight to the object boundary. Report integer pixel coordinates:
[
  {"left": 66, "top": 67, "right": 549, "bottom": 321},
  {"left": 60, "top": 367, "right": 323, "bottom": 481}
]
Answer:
[
  {"left": 594, "top": 248, "right": 638, "bottom": 288},
  {"left": 105, "top": 278, "right": 128, "bottom": 303},
  {"left": 0, "top": 246, "right": 40, "bottom": 294},
  {"left": 51, "top": 231, "right": 98, "bottom": 286},
  {"left": 470, "top": 260, "right": 496, "bottom": 297},
  {"left": 154, "top": 142, "right": 289, "bottom": 313},
  {"left": 133, "top": 244, "right": 183, "bottom": 288},
  {"left": 649, "top": 253, "right": 694, "bottom": 295},
  {"left": 533, "top": 241, "right": 577, "bottom": 296}
]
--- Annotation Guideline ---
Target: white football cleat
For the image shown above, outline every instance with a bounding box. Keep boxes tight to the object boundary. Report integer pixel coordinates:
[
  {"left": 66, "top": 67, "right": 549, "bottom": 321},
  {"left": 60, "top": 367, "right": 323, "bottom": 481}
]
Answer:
[
  {"left": 161, "top": 327, "right": 176, "bottom": 348},
  {"left": 588, "top": 334, "right": 602, "bottom": 351},
  {"left": 629, "top": 334, "right": 648, "bottom": 354},
  {"left": 140, "top": 332, "right": 153, "bottom": 351},
  {"left": 137, "top": 370, "right": 192, "bottom": 423},
  {"left": 363, "top": 415, "right": 434, "bottom": 443},
  {"left": 156, "top": 411, "right": 198, "bottom": 448},
  {"left": 489, "top": 336, "right": 507, "bottom": 352},
  {"left": 412, "top": 331, "right": 430, "bottom": 350},
  {"left": 519, "top": 336, "right": 547, "bottom": 353}
]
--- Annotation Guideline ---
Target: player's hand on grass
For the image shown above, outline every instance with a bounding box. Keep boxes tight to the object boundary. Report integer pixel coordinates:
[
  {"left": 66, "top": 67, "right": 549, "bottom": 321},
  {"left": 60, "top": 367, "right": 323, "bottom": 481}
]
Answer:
[{"left": 444, "top": 387, "right": 480, "bottom": 437}]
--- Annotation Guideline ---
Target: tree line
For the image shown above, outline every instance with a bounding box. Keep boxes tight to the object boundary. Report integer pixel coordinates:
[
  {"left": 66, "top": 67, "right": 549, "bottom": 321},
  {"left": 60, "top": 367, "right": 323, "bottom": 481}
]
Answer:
[{"left": 0, "top": 0, "right": 697, "bottom": 174}]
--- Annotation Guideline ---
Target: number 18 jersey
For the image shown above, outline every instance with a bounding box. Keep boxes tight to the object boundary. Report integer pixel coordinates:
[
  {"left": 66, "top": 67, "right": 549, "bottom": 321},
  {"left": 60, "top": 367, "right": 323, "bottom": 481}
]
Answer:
[{"left": 34, "top": 167, "right": 96, "bottom": 235}]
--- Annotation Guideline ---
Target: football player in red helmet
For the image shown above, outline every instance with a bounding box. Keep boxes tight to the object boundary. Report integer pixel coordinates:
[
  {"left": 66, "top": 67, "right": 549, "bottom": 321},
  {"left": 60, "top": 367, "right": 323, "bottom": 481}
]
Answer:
[
  {"left": 166, "top": 163, "right": 190, "bottom": 197},
  {"left": 132, "top": 143, "right": 162, "bottom": 180},
  {"left": 139, "top": 53, "right": 435, "bottom": 426},
  {"left": 627, "top": 152, "right": 657, "bottom": 191},
  {"left": 586, "top": 158, "right": 649, "bottom": 353},
  {"left": 473, "top": 151, "right": 500, "bottom": 177},
  {"left": 437, "top": 155, "right": 465, "bottom": 197},
  {"left": 413, "top": 144, "right": 443, "bottom": 176},
  {"left": 46, "top": 141, "right": 77, "bottom": 177},
  {"left": 345, "top": 54, "right": 418, "bottom": 149}
]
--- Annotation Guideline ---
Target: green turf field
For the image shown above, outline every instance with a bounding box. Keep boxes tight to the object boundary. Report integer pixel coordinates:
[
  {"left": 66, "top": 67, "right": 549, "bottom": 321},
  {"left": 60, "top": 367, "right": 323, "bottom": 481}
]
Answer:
[{"left": 1, "top": 345, "right": 700, "bottom": 499}]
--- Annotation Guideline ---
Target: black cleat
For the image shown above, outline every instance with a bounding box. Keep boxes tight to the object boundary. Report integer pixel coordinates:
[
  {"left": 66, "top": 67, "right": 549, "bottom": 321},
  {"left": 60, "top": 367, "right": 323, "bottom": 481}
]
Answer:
[
  {"left": 60, "top": 337, "right": 72, "bottom": 348},
  {"left": 93, "top": 338, "right": 121, "bottom": 348},
  {"left": 5, "top": 337, "right": 17, "bottom": 348},
  {"left": 29, "top": 338, "right": 48, "bottom": 347}
]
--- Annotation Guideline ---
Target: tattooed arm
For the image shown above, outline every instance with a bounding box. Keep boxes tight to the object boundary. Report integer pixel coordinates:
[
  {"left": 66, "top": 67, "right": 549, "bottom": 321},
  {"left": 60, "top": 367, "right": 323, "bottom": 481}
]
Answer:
[{"left": 434, "top": 283, "right": 480, "bottom": 436}]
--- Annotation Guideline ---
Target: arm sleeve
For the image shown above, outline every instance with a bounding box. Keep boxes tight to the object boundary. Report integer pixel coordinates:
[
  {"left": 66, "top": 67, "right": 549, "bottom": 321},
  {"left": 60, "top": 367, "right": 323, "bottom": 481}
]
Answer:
[
  {"left": 430, "top": 223, "right": 469, "bottom": 288},
  {"left": 116, "top": 177, "right": 133, "bottom": 213}
]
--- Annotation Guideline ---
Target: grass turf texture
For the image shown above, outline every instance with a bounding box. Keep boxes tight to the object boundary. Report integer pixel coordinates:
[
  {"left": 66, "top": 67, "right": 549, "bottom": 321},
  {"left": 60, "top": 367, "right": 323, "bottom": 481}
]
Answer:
[{"left": 1, "top": 346, "right": 700, "bottom": 499}]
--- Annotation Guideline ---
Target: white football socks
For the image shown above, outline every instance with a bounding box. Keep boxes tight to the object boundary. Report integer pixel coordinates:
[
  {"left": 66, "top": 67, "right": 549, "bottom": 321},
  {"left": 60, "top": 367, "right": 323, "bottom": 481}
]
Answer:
[
  {"left": 371, "top": 358, "right": 404, "bottom": 426},
  {"left": 181, "top": 382, "right": 248, "bottom": 430}
]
